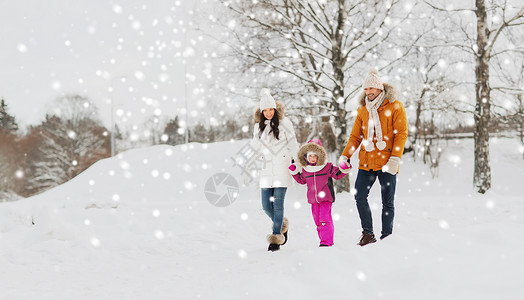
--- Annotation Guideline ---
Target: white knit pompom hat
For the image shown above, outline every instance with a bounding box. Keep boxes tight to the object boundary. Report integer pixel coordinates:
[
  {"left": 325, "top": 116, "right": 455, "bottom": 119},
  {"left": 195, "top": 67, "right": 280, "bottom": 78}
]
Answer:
[
  {"left": 259, "top": 88, "right": 276, "bottom": 110},
  {"left": 363, "top": 68, "right": 384, "bottom": 90}
]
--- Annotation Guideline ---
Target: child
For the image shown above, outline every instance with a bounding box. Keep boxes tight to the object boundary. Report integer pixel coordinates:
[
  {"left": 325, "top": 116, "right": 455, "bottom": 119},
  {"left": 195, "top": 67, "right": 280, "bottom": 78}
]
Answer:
[{"left": 288, "top": 139, "right": 351, "bottom": 247}]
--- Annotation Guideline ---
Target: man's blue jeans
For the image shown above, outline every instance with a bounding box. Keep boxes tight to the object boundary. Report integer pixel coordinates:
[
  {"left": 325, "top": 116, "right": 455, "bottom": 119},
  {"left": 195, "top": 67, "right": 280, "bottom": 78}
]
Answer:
[
  {"left": 354, "top": 169, "right": 397, "bottom": 237},
  {"left": 261, "top": 187, "right": 287, "bottom": 234}
]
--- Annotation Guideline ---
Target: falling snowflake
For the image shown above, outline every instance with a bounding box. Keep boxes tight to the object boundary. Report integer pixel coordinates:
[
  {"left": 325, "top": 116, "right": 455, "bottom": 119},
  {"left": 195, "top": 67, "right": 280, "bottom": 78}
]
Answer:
[
  {"left": 112, "top": 4, "right": 123, "bottom": 14},
  {"left": 439, "top": 220, "right": 450, "bottom": 230},
  {"left": 17, "top": 43, "right": 27, "bottom": 53},
  {"left": 90, "top": 237, "right": 101, "bottom": 247},
  {"left": 154, "top": 230, "right": 165, "bottom": 239},
  {"left": 120, "top": 161, "right": 130, "bottom": 170},
  {"left": 237, "top": 249, "right": 247, "bottom": 259},
  {"left": 51, "top": 81, "right": 62, "bottom": 90},
  {"left": 356, "top": 272, "right": 366, "bottom": 281},
  {"left": 184, "top": 181, "right": 194, "bottom": 190}
]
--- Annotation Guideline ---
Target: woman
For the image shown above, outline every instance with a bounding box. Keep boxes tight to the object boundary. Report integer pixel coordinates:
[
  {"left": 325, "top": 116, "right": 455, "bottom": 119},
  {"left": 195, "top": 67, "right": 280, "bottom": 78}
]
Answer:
[{"left": 250, "top": 88, "right": 299, "bottom": 252}]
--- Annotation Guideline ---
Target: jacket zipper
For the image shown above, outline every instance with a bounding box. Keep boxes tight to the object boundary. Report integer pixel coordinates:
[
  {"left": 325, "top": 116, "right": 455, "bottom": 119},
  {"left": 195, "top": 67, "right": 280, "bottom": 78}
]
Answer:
[{"left": 313, "top": 172, "right": 319, "bottom": 203}]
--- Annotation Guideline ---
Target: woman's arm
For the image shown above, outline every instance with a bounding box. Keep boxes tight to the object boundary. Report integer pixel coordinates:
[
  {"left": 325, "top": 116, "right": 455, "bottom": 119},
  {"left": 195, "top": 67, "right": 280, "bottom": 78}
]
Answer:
[
  {"left": 249, "top": 123, "right": 262, "bottom": 152},
  {"left": 281, "top": 118, "right": 299, "bottom": 160}
]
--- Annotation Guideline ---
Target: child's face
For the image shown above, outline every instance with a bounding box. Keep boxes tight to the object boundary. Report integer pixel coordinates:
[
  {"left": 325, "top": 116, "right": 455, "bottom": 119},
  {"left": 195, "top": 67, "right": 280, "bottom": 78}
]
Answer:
[{"left": 308, "top": 154, "right": 318, "bottom": 164}]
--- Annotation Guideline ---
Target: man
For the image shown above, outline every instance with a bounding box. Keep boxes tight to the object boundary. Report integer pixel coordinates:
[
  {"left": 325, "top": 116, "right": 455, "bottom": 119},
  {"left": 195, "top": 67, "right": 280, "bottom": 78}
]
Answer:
[{"left": 338, "top": 68, "right": 408, "bottom": 246}]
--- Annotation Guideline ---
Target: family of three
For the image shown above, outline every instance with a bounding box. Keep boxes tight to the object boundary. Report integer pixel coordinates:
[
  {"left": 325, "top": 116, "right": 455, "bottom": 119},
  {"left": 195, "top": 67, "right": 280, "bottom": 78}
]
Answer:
[{"left": 248, "top": 69, "right": 408, "bottom": 252}]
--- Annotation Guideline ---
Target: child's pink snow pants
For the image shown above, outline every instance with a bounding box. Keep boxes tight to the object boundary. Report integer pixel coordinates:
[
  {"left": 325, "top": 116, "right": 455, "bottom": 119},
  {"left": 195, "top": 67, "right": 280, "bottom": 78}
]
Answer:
[{"left": 311, "top": 202, "right": 334, "bottom": 246}]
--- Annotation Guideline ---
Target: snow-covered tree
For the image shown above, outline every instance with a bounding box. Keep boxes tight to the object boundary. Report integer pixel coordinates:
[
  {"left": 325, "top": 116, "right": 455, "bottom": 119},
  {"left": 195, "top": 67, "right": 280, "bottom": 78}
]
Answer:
[
  {"left": 143, "top": 115, "right": 166, "bottom": 146},
  {"left": 399, "top": 45, "right": 461, "bottom": 162},
  {"left": 28, "top": 95, "right": 110, "bottom": 193},
  {"left": 213, "top": 0, "right": 419, "bottom": 149},
  {"left": 492, "top": 52, "right": 524, "bottom": 160},
  {"left": 424, "top": 0, "right": 524, "bottom": 193},
  {"left": 0, "top": 132, "right": 19, "bottom": 201}
]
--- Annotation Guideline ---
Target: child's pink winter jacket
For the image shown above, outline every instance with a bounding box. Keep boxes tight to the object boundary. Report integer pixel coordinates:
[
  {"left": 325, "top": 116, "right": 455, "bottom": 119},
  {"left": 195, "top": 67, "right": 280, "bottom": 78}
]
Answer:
[{"left": 289, "top": 139, "right": 348, "bottom": 204}]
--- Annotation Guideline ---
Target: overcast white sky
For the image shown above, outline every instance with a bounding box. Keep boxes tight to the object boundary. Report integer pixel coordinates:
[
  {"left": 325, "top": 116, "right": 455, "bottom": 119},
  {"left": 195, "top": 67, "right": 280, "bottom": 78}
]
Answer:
[{"left": 0, "top": 0, "right": 214, "bottom": 129}]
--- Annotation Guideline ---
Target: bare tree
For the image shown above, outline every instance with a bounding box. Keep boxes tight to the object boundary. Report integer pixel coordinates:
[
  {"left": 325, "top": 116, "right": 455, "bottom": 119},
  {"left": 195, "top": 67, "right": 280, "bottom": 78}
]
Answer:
[
  {"left": 492, "top": 52, "right": 524, "bottom": 159},
  {"left": 424, "top": 0, "right": 524, "bottom": 193},
  {"left": 213, "top": 0, "right": 418, "bottom": 147},
  {"left": 398, "top": 46, "right": 460, "bottom": 161},
  {"left": 212, "top": 0, "right": 421, "bottom": 191}
]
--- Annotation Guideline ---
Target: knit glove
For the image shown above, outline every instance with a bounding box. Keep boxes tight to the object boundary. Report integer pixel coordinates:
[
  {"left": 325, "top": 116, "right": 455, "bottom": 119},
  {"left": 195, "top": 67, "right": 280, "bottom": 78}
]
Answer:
[
  {"left": 338, "top": 156, "right": 352, "bottom": 171},
  {"left": 288, "top": 159, "right": 301, "bottom": 175},
  {"left": 382, "top": 156, "right": 400, "bottom": 175}
]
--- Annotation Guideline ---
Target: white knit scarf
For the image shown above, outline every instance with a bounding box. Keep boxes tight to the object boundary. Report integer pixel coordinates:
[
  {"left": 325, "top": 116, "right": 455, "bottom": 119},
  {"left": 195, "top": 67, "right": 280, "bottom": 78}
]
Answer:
[
  {"left": 260, "top": 120, "right": 274, "bottom": 145},
  {"left": 363, "top": 91, "right": 386, "bottom": 152}
]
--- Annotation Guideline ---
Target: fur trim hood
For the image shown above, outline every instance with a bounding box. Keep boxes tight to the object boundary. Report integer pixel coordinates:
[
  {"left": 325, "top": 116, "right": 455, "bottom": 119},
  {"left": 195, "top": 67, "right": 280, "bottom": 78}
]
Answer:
[
  {"left": 358, "top": 82, "right": 398, "bottom": 106},
  {"left": 255, "top": 100, "right": 285, "bottom": 122},
  {"left": 297, "top": 141, "right": 327, "bottom": 168}
]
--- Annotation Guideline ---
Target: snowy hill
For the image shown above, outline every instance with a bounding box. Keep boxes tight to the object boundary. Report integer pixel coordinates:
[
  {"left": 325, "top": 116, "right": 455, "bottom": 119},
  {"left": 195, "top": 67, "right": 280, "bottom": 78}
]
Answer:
[{"left": 1, "top": 138, "right": 523, "bottom": 299}]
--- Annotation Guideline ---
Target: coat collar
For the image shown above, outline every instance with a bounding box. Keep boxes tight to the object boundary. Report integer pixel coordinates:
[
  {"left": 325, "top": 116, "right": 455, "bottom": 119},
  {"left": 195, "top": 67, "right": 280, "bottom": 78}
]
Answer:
[{"left": 303, "top": 163, "right": 328, "bottom": 173}]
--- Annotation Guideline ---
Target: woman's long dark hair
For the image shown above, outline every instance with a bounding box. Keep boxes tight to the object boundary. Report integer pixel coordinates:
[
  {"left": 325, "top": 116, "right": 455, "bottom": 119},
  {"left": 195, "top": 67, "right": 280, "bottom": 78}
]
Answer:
[{"left": 258, "top": 109, "right": 280, "bottom": 140}]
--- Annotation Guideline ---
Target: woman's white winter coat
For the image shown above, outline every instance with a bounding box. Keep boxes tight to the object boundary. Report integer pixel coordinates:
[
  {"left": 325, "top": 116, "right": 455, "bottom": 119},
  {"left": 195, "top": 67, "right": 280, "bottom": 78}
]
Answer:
[{"left": 250, "top": 101, "right": 299, "bottom": 188}]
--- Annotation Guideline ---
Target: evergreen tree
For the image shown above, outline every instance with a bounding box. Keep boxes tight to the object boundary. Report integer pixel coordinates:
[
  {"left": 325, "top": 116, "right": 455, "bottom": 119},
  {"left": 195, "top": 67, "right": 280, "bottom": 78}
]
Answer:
[{"left": 0, "top": 98, "right": 19, "bottom": 133}]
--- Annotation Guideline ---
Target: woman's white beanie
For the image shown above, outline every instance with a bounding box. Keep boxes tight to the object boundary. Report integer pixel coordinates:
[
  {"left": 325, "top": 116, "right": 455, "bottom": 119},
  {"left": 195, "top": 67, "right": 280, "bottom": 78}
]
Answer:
[
  {"left": 259, "top": 88, "right": 276, "bottom": 110},
  {"left": 363, "top": 68, "right": 384, "bottom": 90}
]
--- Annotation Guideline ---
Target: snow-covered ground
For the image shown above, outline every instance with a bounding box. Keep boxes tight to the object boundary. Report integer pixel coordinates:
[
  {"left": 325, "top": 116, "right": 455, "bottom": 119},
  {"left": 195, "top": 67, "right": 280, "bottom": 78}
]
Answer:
[{"left": 1, "top": 138, "right": 523, "bottom": 299}]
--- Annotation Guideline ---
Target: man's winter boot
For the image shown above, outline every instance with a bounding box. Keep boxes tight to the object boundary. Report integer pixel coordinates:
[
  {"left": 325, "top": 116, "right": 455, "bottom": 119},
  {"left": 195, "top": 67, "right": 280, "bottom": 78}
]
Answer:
[
  {"left": 281, "top": 218, "right": 289, "bottom": 245},
  {"left": 267, "top": 233, "right": 285, "bottom": 252},
  {"left": 358, "top": 231, "right": 377, "bottom": 246}
]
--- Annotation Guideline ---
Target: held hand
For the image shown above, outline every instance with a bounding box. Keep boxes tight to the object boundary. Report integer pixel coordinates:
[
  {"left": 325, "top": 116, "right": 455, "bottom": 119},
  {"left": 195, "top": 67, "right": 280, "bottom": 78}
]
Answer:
[
  {"left": 338, "top": 155, "right": 352, "bottom": 170},
  {"left": 288, "top": 159, "right": 301, "bottom": 175},
  {"left": 289, "top": 158, "right": 297, "bottom": 171}
]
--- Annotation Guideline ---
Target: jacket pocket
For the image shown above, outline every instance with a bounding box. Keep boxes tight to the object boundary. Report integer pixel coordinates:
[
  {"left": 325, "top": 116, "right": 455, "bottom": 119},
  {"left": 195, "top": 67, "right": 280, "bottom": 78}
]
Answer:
[
  {"left": 377, "top": 142, "right": 392, "bottom": 167},
  {"left": 358, "top": 149, "right": 369, "bottom": 169}
]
